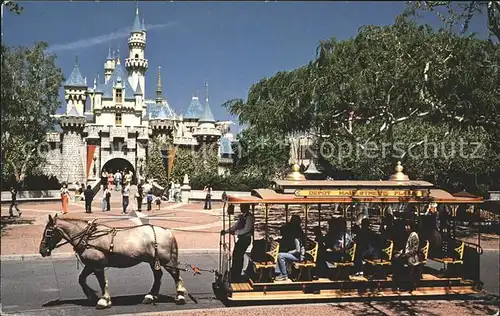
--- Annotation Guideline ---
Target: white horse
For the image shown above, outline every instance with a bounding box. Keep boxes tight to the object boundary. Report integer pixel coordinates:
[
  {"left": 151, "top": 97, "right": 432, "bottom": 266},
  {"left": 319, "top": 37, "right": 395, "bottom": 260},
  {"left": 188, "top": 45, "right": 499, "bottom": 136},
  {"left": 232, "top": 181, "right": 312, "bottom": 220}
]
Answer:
[{"left": 39, "top": 214, "right": 188, "bottom": 309}]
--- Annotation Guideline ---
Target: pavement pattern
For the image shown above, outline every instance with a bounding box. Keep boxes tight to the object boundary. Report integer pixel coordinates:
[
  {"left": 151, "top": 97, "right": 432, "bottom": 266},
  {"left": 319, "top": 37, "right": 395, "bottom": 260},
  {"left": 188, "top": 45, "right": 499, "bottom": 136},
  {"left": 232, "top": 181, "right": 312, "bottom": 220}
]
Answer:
[{"left": 1, "top": 189, "right": 224, "bottom": 256}]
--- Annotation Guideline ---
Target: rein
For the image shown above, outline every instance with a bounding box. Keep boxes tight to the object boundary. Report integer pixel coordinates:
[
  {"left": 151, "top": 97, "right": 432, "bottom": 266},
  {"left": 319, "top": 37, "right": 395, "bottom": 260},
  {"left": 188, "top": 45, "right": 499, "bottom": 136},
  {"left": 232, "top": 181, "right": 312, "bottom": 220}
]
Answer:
[{"left": 49, "top": 219, "right": 99, "bottom": 251}]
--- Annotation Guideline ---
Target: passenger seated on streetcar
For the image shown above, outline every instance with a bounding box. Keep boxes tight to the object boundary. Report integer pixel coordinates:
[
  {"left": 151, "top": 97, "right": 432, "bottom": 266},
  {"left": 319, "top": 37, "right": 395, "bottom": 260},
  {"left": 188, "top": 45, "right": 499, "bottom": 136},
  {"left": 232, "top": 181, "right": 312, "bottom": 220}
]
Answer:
[
  {"left": 312, "top": 226, "right": 327, "bottom": 277},
  {"left": 353, "top": 218, "right": 380, "bottom": 276},
  {"left": 325, "top": 217, "right": 354, "bottom": 262},
  {"left": 392, "top": 220, "right": 424, "bottom": 287},
  {"left": 419, "top": 207, "right": 442, "bottom": 258},
  {"left": 274, "top": 215, "right": 304, "bottom": 281},
  {"left": 381, "top": 207, "right": 395, "bottom": 240}
]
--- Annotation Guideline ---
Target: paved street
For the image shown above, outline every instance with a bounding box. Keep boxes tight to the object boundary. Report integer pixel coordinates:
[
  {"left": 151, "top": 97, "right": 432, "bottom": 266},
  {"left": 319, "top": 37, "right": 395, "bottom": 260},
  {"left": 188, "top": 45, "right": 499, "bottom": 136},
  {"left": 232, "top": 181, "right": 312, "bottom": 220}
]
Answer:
[
  {"left": 1, "top": 251, "right": 499, "bottom": 316},
  {"left": 1, "top": 254, "right": 223, "bottom": 315}
]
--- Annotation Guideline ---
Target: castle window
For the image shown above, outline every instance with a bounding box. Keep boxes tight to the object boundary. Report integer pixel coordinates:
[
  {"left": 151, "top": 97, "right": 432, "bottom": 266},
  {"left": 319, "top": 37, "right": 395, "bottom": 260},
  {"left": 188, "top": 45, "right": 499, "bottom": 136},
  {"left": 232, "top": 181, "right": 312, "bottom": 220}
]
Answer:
[
  {"left": 115, "top": 113, "right": 122, "bottom": 126},
  {"left": 135, "top": 54, "right": 139, "bottom": 59},
  {"left": 116, "top": 88, "right": 123, "bottom": 104}
]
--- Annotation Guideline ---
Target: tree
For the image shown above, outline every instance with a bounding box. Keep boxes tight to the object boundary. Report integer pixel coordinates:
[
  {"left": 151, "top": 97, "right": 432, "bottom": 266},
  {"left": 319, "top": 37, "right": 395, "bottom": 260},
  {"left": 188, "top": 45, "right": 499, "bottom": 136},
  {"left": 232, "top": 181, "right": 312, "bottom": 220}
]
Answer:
[
  {"left": 145, "top": 137, "right": 169, "bottom": 187},
  {"left": 170, "top": 147, "right": 197, "bottom": 183},
  {"left": 2, "top": 1, "right": 23, "bottom": 14},
  {"left": 402, "top": 1, "right": 500, "bottom": 43},
  {"left": 1, "top": 42, "right": 64, "bottom": 185},
  {"left": 224, "top": 18, "right": 500, "bottom": 193},
  {"left": 231, "top": 126, "right": 290, "bottom": 179}
]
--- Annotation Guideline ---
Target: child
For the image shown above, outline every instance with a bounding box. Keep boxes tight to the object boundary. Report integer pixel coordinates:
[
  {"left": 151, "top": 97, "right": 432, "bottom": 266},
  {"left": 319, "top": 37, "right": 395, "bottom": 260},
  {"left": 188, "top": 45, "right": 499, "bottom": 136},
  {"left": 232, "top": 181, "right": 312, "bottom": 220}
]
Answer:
[
  {"left": 102, "top": 186, "right": 110, "bottom": 212},
  {"left": 155, "top": 196, "right": 161, "bottom": 211},
  {"left": 146, "top": 190, "right": 153, "bottom": 211}
]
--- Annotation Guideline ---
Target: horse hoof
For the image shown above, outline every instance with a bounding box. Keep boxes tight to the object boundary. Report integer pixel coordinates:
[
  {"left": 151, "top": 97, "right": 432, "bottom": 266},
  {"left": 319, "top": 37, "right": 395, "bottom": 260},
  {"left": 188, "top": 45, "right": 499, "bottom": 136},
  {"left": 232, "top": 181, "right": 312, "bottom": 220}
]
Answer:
[
  {"left": 176, "top": 295, "right": 186, "bottom": 305},
  {"left": 96, "top": 298, "right": 111, "bottom": 309},
  {"left": 142, "top": 294, "right": 155, "bottom": 304}
]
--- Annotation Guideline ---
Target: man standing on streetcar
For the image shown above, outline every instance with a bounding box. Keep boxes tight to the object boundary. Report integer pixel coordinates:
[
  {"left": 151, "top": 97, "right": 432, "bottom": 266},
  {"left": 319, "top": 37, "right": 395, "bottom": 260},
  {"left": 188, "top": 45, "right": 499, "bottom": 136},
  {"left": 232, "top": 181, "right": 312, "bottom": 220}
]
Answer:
[{"left": 221, "top": 204, "right": 254, "bottom": 281}]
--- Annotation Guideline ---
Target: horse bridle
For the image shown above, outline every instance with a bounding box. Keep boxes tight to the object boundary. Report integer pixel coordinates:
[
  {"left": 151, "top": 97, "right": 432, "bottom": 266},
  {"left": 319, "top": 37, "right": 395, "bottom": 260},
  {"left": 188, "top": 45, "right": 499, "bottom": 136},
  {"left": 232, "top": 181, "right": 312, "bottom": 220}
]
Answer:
[{"left": 42, "top": 219, "right": 98, "bottom": 252}]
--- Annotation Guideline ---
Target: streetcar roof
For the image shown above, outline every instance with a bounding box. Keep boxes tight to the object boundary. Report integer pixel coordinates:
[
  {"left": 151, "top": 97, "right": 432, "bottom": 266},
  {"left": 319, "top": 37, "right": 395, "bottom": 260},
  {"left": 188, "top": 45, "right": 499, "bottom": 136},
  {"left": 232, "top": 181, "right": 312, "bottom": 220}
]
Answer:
[
  {"left": 274, "top": 180, "right": 434, "bottom": 188},
  {"left": 226, "top": 188, "right": 483, "bottom": 204}
]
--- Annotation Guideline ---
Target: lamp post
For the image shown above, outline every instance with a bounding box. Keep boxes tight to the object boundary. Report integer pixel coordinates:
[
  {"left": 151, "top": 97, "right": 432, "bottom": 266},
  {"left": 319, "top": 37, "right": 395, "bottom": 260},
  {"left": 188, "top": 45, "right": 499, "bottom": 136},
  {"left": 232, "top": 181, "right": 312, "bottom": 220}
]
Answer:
[
  {"left": 138, "top": 157, "right": 144, "bottom": 178},
  {"left": 92, "top": 155, "right": 97, "bottom": 178},
  {"left": 1, "top": 2, "right": 4, "bottom": 45}
]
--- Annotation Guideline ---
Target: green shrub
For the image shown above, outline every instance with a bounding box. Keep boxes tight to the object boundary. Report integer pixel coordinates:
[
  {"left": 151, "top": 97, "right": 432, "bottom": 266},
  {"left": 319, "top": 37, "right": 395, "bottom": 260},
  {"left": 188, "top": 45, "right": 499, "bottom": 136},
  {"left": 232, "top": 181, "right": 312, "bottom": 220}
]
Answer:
[{"left": 189, "top": 172, "right": 272, "bottom": 191}]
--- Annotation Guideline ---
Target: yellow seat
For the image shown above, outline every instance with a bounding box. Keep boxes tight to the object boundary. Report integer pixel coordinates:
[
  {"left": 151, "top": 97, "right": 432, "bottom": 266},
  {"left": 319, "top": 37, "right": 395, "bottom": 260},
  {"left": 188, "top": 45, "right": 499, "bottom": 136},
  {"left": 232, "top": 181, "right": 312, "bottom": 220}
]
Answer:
[
  {"left": 364, "top": 240, "right": 394, "bottom": 279},
  {"left": 365, "top": 240, "right": 394, "bottom": 267},
  {"left": 421, "top": 240, "right": 429, "bottom": 264},
  {"left": 252, "top": 241, "right": 279, "bottom": 282},
  {"left": 432, "top": 240, "right": 464, "bottom": 277},
  {"left": 327, "top": 243, "right": 357, "bottom": 280},
  {"left": 433, "top": 240, "right": 464, "bottom": 264},
  {"left": 292, "top": 242, "right": 319, "bottom": 281}
]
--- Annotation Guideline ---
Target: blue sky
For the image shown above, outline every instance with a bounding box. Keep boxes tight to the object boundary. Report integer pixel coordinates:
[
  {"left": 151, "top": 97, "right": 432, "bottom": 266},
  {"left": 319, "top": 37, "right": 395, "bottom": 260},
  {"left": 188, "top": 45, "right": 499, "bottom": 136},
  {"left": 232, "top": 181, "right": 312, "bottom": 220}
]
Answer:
[{"left": 3, "top": 1, "right": 489, "bottom": 133}]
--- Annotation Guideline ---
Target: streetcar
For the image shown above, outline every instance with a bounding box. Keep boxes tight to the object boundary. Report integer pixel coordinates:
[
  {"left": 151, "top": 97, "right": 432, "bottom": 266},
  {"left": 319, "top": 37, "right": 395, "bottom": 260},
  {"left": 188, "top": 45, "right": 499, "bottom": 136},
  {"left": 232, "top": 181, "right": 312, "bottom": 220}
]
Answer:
[{"left": 212, "top": 163, "right": 484, "bottom": 303}]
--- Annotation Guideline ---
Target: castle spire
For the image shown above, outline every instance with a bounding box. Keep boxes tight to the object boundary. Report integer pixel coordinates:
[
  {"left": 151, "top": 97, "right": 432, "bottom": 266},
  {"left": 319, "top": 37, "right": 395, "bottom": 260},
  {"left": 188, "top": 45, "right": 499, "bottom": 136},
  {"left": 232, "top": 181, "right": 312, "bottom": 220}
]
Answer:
[
  {"left": 156, "top": 66, "right": 163, "bottom": 104},
  {"left": 199, "top": 81, "right": 215, "bottom": 123},
  {"left": 116, "top": 48, "right": 120, "bottom": 65},
  {"left": 107, "top": 46, "right": 112, "bottom": 60},
  {"left": 131, "top": 1, "right": 142, "bottom": 33},
  {"left": 205, "top": 81, "right": 209, "bottom": 104}
]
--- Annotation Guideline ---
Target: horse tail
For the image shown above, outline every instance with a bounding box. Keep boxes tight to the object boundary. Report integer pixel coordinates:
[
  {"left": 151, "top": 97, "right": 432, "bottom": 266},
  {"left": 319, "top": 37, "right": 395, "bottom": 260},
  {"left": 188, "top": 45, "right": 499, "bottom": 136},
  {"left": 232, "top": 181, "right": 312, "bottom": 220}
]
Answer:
[
  {"left": 170, "top": 231, "right": 179, "bottom": 267},
  {"left": 169, "top": 231, "right": 196, "bottom": 303}
]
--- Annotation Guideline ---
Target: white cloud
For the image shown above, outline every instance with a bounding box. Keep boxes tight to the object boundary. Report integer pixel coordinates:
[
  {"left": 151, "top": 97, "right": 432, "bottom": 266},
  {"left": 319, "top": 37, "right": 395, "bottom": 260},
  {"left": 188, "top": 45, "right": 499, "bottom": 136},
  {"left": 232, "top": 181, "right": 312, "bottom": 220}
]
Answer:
[{"left": 46, "top": 22, "right": 177, "bottom": 53}]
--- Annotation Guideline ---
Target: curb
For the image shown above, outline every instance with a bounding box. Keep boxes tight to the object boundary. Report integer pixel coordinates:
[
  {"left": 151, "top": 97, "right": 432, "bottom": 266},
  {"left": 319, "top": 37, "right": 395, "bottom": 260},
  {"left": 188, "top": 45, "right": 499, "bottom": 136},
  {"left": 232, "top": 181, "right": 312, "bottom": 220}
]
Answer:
[{"left": 0, "top": 249, "right": 219, "bottom": 261}]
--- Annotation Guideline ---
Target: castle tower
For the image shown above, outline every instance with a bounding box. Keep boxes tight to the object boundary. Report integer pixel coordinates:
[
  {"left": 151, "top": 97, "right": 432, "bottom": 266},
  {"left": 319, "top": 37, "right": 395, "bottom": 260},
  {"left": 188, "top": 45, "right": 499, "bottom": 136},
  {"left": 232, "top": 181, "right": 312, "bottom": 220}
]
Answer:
[
  {"left": 192, "top": 81, "right": 221, "bottom": 144},
  {"left": 156, "top": 66, "right": 163, "bottom": 104},
  {"left": 125, "top": 4, "right": 148, "bottom": 96},
  {"left": 63, "top": 56, "right": 88, "bottom": 116},
  {"left": 60, "top": 106, "right": 86, "bottom": 184},
  {"left": 104, "top": 47, "right": 116, "bottom": 83}
]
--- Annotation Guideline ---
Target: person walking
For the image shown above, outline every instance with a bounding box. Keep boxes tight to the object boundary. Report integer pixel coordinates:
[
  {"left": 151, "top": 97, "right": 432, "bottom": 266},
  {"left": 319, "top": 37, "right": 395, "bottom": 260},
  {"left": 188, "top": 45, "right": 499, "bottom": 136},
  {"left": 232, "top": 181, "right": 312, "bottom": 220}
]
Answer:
[
  {"left": 60, "top": 183, "right": 70, "bottom": 214},
  {"left": 102, "top": 185, "right": 110, "bottom": 212},
  {"left": 83, "top": 185, "right": 94, "bottom": 213},
  {"left": 136, "top": 182, "right": 143, "bottom": 212},
  {"left": 9, "top": 186, "right": 22, "bottom": 218},
  {"left": 203, "top": 184, "right": 212, "bottom": 210},
  {"left": 101, "top": 170, "right": 108, "bottom": 190},
  {"left": 146, "top": 190, "right": 153, "bottom": 211},
  {"left": 114, "top": 170, "right": 122, "bottom": 191},
  {"left": 77, "top": 183, "right": 85, "bottom": 201},
  {"left": 122, "top": 184, "right": 130, "bottom": 215},
  {"left": 107, "top": 172, "right": 114, "bottom": 190},
  {"left": 125, "top": 170, "right": 133, "bottom": 187},
  {"left": 105, "top": 185, "right": 111, "bottom": 211}
]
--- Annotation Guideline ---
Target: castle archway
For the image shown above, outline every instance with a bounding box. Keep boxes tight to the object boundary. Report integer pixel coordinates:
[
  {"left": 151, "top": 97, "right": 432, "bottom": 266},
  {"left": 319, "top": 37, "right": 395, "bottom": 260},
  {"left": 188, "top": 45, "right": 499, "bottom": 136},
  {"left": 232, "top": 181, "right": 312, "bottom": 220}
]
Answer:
[{"left": 101, "top": 158, "right": 136, "bottom": 184}]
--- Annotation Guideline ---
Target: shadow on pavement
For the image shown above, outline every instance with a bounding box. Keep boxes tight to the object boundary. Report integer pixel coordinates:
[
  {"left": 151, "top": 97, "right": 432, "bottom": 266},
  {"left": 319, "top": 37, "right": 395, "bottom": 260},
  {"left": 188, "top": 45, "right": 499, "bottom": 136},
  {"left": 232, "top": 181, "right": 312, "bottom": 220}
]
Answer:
[
  {"left": 225, "top": 293, "right": 499, "bottom": 315},
  {"left": 42, "top": 294, "right": 177, "bottom": 307},
  {"left": 1, "top": 215, "right": 35, "bottom": 236}
]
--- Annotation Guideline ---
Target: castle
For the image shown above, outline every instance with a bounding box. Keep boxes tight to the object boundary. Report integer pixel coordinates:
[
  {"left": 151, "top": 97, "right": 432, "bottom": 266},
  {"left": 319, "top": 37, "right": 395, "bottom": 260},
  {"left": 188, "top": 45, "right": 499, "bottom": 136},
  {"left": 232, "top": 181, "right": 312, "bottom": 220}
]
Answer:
[{"left": 43, "top": 6, "right": 234, "bottom": 185}]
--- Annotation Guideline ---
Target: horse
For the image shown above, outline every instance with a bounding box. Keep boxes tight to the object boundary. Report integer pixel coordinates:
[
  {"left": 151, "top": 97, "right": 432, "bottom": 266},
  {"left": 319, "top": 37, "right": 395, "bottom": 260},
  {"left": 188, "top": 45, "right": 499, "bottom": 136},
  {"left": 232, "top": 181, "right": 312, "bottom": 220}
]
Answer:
[{"left": 39, "top": 214, "right": 188, "bottom": 309}]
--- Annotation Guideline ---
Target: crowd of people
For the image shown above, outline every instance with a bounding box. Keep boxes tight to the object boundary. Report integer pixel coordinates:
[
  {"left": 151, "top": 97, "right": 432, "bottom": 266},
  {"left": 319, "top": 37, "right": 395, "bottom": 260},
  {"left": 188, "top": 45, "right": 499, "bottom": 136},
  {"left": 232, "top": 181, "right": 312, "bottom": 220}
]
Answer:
[
  {"left": 224, "top": 203, "right": 445, "bottom": 288},
  {"left": 54, "top": 168, "right": 172, "bottom": 215}
]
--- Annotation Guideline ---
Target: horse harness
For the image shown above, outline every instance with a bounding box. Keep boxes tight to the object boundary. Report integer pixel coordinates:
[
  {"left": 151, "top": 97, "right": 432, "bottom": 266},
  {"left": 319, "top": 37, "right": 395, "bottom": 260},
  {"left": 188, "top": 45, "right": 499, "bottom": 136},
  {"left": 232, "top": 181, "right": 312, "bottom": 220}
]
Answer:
[
  {"left": 48, "top": 220, "right": 212, "bottom": 275},
  {"left": 49, "top": 220, "right": 162, "bottom": 269}
]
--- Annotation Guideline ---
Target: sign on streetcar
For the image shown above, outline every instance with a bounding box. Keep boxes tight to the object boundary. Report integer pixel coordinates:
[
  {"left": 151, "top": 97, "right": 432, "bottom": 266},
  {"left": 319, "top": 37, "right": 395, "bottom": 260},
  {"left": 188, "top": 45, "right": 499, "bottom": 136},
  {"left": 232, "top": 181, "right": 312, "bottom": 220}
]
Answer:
[{"left": 294, "top": 189, "right": 428, "bottom": 198}]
